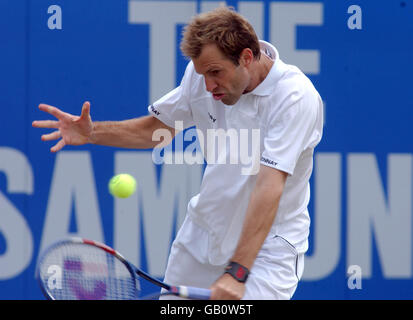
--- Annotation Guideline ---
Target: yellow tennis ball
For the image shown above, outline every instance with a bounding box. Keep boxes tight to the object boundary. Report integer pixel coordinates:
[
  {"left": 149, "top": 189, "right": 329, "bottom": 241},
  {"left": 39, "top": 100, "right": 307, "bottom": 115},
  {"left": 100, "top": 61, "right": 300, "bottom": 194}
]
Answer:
[{"left": 108, "top": 174, "right": 136, "bottom": 198}]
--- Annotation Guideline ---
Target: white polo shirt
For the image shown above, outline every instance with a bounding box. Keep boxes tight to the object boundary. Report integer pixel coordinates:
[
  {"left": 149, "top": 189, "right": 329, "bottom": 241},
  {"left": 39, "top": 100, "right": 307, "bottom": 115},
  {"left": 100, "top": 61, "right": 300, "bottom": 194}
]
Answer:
[{"left": 148, "top": 41, "right": 323, "bottom": 266}]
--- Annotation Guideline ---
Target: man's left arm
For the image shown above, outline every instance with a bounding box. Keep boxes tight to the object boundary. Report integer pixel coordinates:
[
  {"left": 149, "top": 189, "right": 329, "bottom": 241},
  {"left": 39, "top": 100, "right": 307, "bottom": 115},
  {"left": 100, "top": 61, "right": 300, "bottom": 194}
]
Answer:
[{"left": 210, "top": 164, "right": 288, "bottom": 300}]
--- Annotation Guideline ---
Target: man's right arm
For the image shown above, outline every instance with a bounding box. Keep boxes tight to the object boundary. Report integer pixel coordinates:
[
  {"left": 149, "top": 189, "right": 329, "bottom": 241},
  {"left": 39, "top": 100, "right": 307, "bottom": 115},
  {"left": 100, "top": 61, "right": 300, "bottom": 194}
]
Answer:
[
  {"left": 90, "top": 116, "right": 176, "bottom": 149},
  {"left": 32, "top": 101, "right": 176, "bottom": 152}
]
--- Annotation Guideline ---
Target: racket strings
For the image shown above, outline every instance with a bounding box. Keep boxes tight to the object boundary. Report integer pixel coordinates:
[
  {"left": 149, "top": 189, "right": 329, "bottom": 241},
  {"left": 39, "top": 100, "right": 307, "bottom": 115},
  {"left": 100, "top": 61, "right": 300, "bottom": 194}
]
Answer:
[{"left": 38, "top": 243, "right": 138, "bottom": 300}]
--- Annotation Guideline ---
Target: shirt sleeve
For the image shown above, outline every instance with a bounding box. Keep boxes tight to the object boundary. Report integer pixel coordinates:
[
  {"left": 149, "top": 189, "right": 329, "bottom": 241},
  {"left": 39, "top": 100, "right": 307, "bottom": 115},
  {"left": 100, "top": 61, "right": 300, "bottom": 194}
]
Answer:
[
  {"left": 260, "top": 89, "right": 323, "bottom": 175},
  {"left": 147, "top": 62, "right": 195, "bottom": 130}
]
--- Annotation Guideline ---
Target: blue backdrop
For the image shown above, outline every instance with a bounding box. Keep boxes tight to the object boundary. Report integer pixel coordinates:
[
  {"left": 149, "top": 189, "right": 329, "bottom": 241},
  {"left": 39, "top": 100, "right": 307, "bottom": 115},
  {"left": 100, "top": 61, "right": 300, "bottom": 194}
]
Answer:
[{"left": 0, "top": 0, "right": 412, "bottom": 299}]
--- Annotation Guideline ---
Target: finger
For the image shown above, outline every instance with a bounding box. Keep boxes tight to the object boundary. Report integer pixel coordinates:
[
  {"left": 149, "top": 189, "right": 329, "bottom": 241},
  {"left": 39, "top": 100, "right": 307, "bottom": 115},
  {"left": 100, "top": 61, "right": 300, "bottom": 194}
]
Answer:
[
  {"left": 209, "top": 286, "right": 221, "bottom": 300},
  {"left": 41, "top": 130, "right": 61, "bottom": 141},
  {"left": 32, "top": 120, "right": 59, "bottom": 129},
  {"left": 38, "top": 104, "right": 67, "bottom": 120},
  {"left": 80, "top": 101, "right": 91, "bottom": 119},
  {"left": 50, "top": 139, "right": 66, "bottom": 153}
]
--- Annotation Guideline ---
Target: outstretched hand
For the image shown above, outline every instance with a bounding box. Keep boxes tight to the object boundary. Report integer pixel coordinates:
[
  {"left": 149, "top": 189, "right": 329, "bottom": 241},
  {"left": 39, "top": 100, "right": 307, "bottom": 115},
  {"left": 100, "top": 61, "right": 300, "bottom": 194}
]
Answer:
[{"left": 32, "top": 101, "right": 93, "bottom": 152}]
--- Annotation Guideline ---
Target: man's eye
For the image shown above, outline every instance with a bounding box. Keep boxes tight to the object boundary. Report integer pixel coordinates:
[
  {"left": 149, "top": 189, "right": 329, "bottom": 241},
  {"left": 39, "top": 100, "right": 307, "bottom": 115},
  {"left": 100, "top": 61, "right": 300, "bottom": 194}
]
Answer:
[{"left": 211, "top": 70, "right": 220, "bottom": 75}]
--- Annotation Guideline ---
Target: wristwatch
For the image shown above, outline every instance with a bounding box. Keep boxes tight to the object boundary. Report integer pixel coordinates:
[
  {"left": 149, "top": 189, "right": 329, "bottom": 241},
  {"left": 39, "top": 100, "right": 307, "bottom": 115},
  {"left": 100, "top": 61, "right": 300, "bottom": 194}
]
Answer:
[{"left": 224, "top": 261, "right": 250, "bottom": 283}]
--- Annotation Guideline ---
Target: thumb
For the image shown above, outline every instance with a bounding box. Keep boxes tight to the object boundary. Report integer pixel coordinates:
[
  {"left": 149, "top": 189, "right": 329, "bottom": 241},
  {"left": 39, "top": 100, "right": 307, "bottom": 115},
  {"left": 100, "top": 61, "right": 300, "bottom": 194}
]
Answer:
[{"left": 80, "top": 101, "right": 91, "bottom": 119}]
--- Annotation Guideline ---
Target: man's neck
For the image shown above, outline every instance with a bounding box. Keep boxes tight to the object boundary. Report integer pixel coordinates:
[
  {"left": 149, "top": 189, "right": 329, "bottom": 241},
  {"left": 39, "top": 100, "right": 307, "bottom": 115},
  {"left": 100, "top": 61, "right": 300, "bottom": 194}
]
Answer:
[{"left": 244, "top": 54, "right": 274, "bottom": 93}]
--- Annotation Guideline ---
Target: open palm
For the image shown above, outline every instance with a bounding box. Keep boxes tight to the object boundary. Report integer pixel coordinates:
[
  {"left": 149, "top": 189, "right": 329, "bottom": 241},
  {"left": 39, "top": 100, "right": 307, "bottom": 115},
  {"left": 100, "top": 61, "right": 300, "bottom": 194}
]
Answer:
[{"left": 32, "top": 101, "right": 93, "bottom": 152}]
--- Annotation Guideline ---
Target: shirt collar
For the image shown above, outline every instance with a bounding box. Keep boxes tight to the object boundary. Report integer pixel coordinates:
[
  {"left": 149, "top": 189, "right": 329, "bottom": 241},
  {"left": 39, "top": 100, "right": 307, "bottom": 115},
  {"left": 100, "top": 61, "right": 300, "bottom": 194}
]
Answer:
[{"left": 246, "top": 40, "right": 289, "bottom": 97}]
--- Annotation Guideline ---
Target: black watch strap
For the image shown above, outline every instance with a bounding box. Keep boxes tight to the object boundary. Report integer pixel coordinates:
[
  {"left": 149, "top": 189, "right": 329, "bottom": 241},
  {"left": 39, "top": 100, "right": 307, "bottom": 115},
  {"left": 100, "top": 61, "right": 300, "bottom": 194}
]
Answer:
[{"left": 224, "top": 261, "right": 249, "bottom": 283}]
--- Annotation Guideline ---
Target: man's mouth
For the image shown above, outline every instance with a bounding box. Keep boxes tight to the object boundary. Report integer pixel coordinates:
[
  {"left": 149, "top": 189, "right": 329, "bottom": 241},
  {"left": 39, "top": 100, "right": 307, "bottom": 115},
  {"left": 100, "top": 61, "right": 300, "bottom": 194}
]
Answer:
[{"left": 212, "top": 93, "right": 225, "bottom": 100}]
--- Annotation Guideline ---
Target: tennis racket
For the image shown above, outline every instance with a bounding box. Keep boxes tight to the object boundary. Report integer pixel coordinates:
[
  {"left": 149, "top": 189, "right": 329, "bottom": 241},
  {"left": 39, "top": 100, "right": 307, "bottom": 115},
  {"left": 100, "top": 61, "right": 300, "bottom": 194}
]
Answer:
[{"left": 35, "top": 237, "right": 211, "bottom": 300}]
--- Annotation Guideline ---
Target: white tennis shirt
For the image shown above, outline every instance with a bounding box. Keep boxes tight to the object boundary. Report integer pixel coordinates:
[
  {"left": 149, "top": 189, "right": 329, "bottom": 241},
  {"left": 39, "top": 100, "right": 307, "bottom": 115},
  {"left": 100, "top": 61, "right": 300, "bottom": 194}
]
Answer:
[{"left": 148, "top": 41, "right": 323, "bottom": 265}]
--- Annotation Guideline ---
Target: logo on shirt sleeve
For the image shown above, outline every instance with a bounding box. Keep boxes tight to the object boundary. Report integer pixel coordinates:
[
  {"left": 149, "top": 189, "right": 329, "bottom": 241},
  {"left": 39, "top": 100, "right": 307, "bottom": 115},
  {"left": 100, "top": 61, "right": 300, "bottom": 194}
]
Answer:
[
  {"left": 150, "top": 104, "right": 160, "bottom": 116},
  {"left": 261, "top": 156, "right": 278, "bottom": 167}
]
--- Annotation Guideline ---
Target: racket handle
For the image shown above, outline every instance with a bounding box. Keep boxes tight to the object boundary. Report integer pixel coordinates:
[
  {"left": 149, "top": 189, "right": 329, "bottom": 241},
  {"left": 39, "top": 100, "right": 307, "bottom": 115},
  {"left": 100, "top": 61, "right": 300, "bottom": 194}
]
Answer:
[{"left": 177, "top": 286, "right": 211, "bottom": 300}]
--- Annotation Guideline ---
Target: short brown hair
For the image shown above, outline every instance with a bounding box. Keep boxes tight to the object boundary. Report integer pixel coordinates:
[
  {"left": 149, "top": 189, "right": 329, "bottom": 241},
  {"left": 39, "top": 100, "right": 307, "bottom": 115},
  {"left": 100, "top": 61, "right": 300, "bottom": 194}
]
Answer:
[{"left": 180, "top": 6, "right": 261, "bottom": 66}]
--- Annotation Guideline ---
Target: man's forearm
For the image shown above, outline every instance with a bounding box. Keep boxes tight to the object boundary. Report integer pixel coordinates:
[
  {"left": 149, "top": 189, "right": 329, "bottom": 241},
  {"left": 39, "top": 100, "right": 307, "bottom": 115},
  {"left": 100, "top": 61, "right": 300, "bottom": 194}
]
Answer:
[
  {"left": 89, "top": 116, "right": 174, "bottom": 149},
  {"left": 230, "top": 166, "right": 287, "bottom": 270}
]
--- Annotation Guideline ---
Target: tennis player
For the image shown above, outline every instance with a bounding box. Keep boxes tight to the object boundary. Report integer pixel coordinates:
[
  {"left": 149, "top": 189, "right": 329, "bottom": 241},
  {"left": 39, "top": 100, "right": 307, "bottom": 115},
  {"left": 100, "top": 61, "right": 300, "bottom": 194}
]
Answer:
[{"left": 33, "top": 6, "right": 323, "bottom": 300}]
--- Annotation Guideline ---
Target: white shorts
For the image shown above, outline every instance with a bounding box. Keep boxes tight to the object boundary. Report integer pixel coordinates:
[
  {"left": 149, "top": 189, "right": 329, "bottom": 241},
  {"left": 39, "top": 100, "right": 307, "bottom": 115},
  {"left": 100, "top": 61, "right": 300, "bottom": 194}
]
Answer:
[{"left": 162, "top": 232, "right": 305, "bottom": 300}]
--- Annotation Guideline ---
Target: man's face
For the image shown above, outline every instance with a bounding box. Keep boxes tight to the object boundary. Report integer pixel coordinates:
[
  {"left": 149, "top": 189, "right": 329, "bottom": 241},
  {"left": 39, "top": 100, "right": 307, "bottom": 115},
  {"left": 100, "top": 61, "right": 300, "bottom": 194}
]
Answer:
[{"left": 192, "top": 44, "right": 251, "bottom": 106}]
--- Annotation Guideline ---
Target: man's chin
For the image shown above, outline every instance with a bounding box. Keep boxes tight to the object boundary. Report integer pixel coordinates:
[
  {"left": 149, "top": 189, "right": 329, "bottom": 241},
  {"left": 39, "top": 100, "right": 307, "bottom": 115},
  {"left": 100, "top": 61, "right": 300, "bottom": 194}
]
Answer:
[{"left": 221, "top": 96, "right": 240, "bottom": 106}]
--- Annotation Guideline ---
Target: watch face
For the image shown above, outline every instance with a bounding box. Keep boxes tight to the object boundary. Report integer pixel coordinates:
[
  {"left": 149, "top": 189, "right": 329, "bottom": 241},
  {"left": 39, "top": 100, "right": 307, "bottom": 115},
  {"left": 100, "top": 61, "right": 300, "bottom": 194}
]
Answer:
[
  {"left": 235, "top": 267, "right": 247, "bottom": 280},
  {"left": 226, "top": 262, "right": 249, "bottom": 282}
]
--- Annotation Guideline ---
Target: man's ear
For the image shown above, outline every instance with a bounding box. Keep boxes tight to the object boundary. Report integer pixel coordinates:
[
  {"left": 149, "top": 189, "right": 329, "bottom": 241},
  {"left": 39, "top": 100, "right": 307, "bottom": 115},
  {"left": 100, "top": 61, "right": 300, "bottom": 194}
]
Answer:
[{"left": 239, "top": 48, "right": 254, "bottom": 67}]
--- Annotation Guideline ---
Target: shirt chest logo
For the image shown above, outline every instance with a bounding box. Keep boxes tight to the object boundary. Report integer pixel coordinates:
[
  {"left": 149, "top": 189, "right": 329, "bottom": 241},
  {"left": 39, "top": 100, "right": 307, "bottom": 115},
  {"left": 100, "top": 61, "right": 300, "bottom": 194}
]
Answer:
[{"left": 208, "top": 112, "right": 217, "bottom": 123}]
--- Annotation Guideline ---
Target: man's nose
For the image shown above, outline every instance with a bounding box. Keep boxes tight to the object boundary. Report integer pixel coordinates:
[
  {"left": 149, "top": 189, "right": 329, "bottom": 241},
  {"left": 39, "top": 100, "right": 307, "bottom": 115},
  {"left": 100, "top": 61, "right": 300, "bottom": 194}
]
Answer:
[{"left": 204, "top": 76, "right": 218, "bottom": 92}]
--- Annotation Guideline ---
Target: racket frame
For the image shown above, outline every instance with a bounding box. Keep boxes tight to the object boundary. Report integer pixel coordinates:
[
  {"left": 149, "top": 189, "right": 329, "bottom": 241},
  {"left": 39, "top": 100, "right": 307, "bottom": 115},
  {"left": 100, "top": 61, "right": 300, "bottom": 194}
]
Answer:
[{"left": 36, "top": 237, "right": 209, "bottom": 300}]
